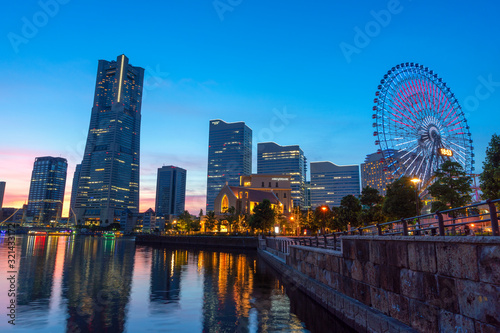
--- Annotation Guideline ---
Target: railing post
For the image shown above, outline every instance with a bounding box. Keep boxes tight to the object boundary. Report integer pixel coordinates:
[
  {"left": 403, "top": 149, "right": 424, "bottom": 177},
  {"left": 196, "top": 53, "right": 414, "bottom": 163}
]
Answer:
[
  {"left": 323, "top": 234, "right": 327, "bottom": 248},
  {"left": 333, "top": 233, "right": 337, "bottom": 249},
  {"left": 402, "top": 218, "right": 408, "bottom": 236},
  {"left": 487, "top": 200, "right": 499, "bottom": 236},
  {"left": 436, "top": 211, "right": 445, "bottom": 236},
  {"left": 315, "top": 235, "right": 319, "bottom": 247},
  {"left": 309, "top": 238, "right": 312, "bottom": 247},
  {"left": 359, "top": 228, "right": 363, "bottom": 235},
  {"left": 376, "top": 224, "right": 382, "bottom": 236}
]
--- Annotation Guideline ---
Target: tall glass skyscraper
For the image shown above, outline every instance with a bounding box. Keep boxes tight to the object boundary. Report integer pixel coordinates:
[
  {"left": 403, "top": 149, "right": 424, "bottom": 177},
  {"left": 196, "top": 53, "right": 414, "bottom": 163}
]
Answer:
[
  {"left": 206, "top": 120, "right": 252, "bottom": 211},
  {"left": 310, "top": 161, "right": 360, "bottom": 208},
  {"left": 257, "top": 142, "right": 307, "bottom": 208},
  {"left": 75, "top": 55, "right": 144, "bottom": 226},
  {"left": 26, "top": 156, "right": 68, "bottom": 224},
  {"left": 155, "top": 166, "right": 187, "bottom": 217},
  {"left": 69, "top": 163, "right": 81, "bottom": 222}
]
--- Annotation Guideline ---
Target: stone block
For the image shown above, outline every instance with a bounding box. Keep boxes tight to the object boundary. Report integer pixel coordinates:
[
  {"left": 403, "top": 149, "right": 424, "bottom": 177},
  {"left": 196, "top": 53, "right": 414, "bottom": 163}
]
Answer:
[
  {"left": 355, "top": 239, "right": 370, "bottom": 262},
  {"left": 380, "top": 264, "right": 401, "bottom": 293},
  {"left": 408, "top": 241, "right": 437, "bottom": 273},
  {"left": 342, "top": 259, "right": 353, "bottom": 277},
  {"left": 353, "top": 306, "right": 367, "bottom": 332},
  {"left": 364, "top": 261, "right": 380, "bottom": 288},
  {"left": 317, "top": 253, "right": 326, "bottom": 270},
  {"left": 478, "top": 245, "right": 500, "bottom": 285},
  {"left": 342, "top": 239, "right": 356, "bottom": 259},
  {"left": 329, "top": 272, "right": 340, "bottom": 290},
  {"left": 410, "top": 299, "right": 439, "bottom": 332},
  {"left": 340, "top": 274, "right": 354, "bottom": 298},
  {"left": 439, "top": 310, "right": 475, "bottom": 333},
  {"left": 456, "top": 279, "right": 500, "bottom": 326},
  {"left": 351, "top": 260, "right": 364, "bottom": 281},
  {"left": 353, "top": 280, "right": 371, "bottom": 306},
  {"left": 422, "top": 272, "right": 439, "bottom": 305},
  {"left": 370, "top": 287, "right": 389, "bottom": 314},
  {"left": 436, "top": 243, "right": 478, "bottom": 280},
  {"left": 329, "top": 255, "right": 340, "bottom": 273},
  {"left": 475, "top": 321, "right": 500, "bottom": 333},
  {"left": 370, "top": 240, "right": 387, "bottom": 265},
  {"left": 388, "top": 292, "right": 410, "bottom": 325},
  {"left": 400, "top": 268, "right": 424, "bottom": 300},
  {"left": 386, "top": 241, "right": 408, "bottom": 268}
]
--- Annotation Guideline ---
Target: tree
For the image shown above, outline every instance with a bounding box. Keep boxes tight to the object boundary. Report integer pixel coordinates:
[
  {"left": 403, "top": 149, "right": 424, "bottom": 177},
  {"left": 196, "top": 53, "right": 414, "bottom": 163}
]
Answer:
[
  {"left": 383, "top": 176, "right": 422, "bottom": 221},
  {"left": 480, "top": 134, "right": 500, "bottom": 201},
  {"left": 428, "top": 161, "right": 471, "bottom": 217},
  {"left": 224, "top": 206, "right": 239, "bottom": 233},
  {"left": 177, "top": 210, "right": 193, "bottom": 231},
  {"left": 300, "top": 209, "right": 318, "bottom": 233},
  {"left": 313, "top": 206, "right": 333, "bottom": 234},
  {"left": 204, "top": 211, "right": 217, "bottom": 232},
  {"left": 337, "top": 195, "right": 362, "bottom": 229},
  {"left": 358, "top": 186, "right": 385, "bottom": 226},
  {"left": 249, "top": 199, "right": 275, "bottom": 232}
]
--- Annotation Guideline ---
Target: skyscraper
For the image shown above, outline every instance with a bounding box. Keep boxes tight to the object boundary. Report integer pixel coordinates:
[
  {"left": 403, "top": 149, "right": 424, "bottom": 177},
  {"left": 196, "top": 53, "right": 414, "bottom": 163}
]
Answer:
[
  {"left": 0, "top": 181, "right": 5, "bottom": 210},
  {"left": 155, "top": 166, "right": 187, "bottom": 217},
  {"left": 257, "top": 142, "right": 307, "bottom": 208},
  {"left": 69, "top": 164, "right": 81, "bottom": 223},
  {"left": 310, "top": 161, "right": 360, "bottom": 208},
  {"left": 361, "top": 150, "right": 398, "bottom": 196},
  {"left": 75, "top": 55, "right": 144, "bottom": 226},
  {"left": 26, "top": 156, "right": 68, "bottom": 224},
  {"left": 206, "top": 119, "right": 252, "bottom": 211}
]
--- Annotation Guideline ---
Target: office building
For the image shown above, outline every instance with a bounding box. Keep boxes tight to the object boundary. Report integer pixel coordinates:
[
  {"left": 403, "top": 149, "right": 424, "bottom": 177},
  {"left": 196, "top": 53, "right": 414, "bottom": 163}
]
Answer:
[
  {"left": 257, "top": 142, "right": 306, "bottom": 208},
  {"left": 304, "top": 181, "right": 311, "bottom": 210},
  {"left": 69, "top": 163, "right": 81, "bottom": 223},
  {"left": 310, "top": 162, "right": 360, "bottom": 208},
  {"left": 26, "top": 156, "right": 68, "bottom": 224},
  {"left": 206, "top": 119, "right": 252, "bottom": 211},
  {"left": 75, "top": 55, "right": 144, "bottom": 226},
  {"left": 155, "top": 166, "right": 187, "bottom": 217},
  {"left": 361, "top": 150, "right": 398, "bottom": 196}
]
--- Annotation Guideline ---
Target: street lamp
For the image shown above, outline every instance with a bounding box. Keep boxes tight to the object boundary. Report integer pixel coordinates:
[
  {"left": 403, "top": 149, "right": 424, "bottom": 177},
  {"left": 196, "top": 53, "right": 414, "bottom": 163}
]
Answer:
[
  {"left": 411, "top": 178, "right": 421, "bottom": 234},
  {"left": 321, "top": 206, "right": 328, "bottom": 235}
]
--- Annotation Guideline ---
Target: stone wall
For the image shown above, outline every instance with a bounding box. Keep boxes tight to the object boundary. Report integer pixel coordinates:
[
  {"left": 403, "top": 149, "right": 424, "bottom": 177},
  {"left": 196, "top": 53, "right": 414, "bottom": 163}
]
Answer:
[{"left": 287, "top": 236, "right": 500, "bottom": 332}]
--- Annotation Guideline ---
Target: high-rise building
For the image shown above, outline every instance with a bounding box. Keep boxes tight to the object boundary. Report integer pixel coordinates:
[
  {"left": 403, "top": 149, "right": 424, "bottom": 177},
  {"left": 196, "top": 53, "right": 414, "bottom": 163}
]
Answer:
[
  {"left": 361, "top": 150, "right": 398, "bottom": 196},
  {"left": 257, "top": 142, "right": 307, "bottom": 208},
  {"left": 304, "top": 181, "right": 311, "bottom": 210},
  {"left": 310, "top": 161, "right": 360, "bottom": 208},
  {"left": 155, "top": 166, "right": 187, "bottom": 217},
  {"left": 69, "top": 163, "right": 81, "bottom": 222},
  {"left": 206, "top": 119, "right": 252, "bottom": 211},
  {"left": 0, "top": 181, "right": 5, "bottom": 209},
  {"left": 26, "top": 156, "right": 68, "bottom": 224},
  {"left": 75, "top": 55, "right": 144, "bottom": 226}
]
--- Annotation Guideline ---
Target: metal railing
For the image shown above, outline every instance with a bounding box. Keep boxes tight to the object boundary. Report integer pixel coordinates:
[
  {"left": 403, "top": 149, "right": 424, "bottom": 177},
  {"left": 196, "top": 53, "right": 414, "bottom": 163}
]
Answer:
[{"left": 289, "top": 199, "right": 500, "bottom": 250}]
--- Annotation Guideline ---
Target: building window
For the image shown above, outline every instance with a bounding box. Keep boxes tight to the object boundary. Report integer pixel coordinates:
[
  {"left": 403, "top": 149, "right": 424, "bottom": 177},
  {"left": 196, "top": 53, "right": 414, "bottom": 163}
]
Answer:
[
  {"left": 269, "top": 182, "right": 271, "bottom": 187},
  {"left": 276, "top": 182, "right": 278, "bottom": 188},
  {"left": 284, "top": 193, "right": 287, "bottom": 198},
  {"left": 262, "top": 182, "right": 264, "bottom": 187},
  {"left": 221, "top": 195, "right": 229, "bottom": 213}
]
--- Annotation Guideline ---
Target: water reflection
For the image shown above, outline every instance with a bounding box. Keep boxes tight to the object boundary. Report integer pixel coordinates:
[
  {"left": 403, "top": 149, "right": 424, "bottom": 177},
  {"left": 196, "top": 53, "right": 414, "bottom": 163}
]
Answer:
[{"left": 0, "top": 236, "right": 353, "bottom": 332}]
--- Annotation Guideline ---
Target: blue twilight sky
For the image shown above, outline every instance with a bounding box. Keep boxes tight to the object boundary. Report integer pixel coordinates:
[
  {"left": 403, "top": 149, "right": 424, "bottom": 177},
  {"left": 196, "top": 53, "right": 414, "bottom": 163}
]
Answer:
[{"left": 1, "top": 0, "right": 500, "bottom": 215}]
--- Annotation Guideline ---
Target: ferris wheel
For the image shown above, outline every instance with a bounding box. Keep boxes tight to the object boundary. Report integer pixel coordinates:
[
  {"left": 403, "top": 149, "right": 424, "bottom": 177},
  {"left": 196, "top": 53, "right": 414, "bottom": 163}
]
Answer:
[{"left": 373, "top": 62, "right": 474, "bottom": 190}]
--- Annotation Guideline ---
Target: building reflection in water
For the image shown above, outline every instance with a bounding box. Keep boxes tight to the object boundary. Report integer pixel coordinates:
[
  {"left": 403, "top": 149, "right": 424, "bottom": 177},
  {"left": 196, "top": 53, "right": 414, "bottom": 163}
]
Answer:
[
  {"left": 3, "top": 236, "right": 353, "bottom": 333},
  {"left": 62, "top": 236, "right": 135, "bottom": 332},
  {"left": 17, "top": 235, "right": 58, "bottom": 328}
]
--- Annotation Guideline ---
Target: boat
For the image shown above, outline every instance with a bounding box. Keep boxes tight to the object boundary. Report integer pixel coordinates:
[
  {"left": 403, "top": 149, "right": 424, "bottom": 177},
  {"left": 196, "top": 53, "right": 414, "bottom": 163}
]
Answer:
[
  {"left": 28, "top": 231, "right": 47, "bottom": 236},
  {"left": 103, "top": 232, "right": 116, "bottom": 239},
  {"left": 48, "top": 231, "right": 72, "bottom": 236}
]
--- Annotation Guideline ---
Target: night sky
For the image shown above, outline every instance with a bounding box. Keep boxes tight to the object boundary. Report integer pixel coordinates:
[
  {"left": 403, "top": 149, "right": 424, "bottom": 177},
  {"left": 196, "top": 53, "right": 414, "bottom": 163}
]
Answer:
[{"left": 2, "top": 0, "right": 499, "bottom": 215}]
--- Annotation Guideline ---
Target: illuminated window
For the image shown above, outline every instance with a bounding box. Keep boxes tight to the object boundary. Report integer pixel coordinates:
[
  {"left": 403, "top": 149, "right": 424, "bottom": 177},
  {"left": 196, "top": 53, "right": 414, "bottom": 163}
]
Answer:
[{"left": 221, "top": 195, "right": 229, "bottom": 213}]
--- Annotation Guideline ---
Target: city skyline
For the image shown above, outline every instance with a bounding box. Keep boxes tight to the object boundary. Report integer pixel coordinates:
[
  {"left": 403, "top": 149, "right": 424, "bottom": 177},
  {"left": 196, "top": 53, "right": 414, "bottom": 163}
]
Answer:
[{"left": 2, "top": 1, "right": 500, "bottom": 215}]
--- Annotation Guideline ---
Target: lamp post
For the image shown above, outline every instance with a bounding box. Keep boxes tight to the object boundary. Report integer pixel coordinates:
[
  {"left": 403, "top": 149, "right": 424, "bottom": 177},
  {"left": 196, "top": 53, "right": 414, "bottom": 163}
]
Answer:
[
  {"left": 321, "top": 206, "right": 328, "bottom": 235},
  {"left": 410, "top": 178, "right": 421, "bottom": 234}
]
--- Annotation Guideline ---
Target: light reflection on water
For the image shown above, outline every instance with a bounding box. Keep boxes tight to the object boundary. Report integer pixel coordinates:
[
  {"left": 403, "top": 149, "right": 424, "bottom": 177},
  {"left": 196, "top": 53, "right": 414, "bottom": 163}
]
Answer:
[{"left": 0, "top": 235, "right": 353, "bottom": 333}]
